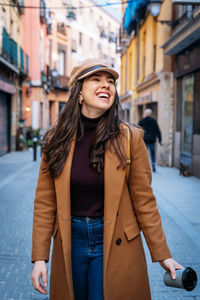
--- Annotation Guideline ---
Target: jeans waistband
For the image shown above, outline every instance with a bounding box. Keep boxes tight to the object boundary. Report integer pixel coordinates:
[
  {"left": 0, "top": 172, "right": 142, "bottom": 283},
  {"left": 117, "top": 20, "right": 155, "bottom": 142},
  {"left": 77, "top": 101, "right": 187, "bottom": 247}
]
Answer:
[{"left": 71, "top": 216, "right": 104, "bottom": 223}]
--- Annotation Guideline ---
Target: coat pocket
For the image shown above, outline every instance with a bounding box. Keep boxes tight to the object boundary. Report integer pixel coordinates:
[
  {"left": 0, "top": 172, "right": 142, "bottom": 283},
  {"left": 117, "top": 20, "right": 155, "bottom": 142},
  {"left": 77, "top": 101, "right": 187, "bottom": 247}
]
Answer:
[
  {"left": 52, "top": 219, "right": 58, "bottom": 237},
  {"left": 123, "top": 223, "right": 140, "bottom": 241}
]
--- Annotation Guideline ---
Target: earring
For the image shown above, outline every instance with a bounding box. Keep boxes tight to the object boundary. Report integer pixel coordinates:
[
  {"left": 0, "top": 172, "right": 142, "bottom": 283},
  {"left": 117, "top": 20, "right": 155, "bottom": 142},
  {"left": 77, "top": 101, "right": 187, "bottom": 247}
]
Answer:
[{"left": 79, "top": 94, "right": 84, "bottom": 105}]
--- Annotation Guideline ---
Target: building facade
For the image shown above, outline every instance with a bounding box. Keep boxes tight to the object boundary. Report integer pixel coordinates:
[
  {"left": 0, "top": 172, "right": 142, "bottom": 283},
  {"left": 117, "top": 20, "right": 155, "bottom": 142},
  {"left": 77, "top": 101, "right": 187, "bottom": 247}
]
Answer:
[
  {"left": 22, "top": 0, "right": 71, "bottom": 133},
  {"left": 162, "top": 4, "right": 200, "bottom": 177},
  {"left": 0, "top": 0, "right": 28, "bottom": 154},
  {"left": 47, "top": 0, "right": 71, "bottom": 127},
  {"left": 119, "top": 0, "right": 174, "bottom": 166},
  {"left": 22, "top": 0, "right": 48, "bottom": 132},
  {"left": 65, "top": 0, "right": 121, "bottom": 78}
]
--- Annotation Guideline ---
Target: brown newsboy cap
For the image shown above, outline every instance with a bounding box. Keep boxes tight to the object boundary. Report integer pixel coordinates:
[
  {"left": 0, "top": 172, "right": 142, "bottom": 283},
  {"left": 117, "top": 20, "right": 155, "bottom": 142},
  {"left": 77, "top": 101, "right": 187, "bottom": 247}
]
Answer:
[{"left": 69, "top": 58, "right": 119, "bottom": 89}]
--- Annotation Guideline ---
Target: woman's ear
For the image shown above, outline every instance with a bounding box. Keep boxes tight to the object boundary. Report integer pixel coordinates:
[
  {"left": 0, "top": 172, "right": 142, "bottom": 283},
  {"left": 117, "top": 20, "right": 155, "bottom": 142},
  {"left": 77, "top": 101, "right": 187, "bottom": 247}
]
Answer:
[{"left": 79, "top": 94, "right": 84, "bottom": 105}]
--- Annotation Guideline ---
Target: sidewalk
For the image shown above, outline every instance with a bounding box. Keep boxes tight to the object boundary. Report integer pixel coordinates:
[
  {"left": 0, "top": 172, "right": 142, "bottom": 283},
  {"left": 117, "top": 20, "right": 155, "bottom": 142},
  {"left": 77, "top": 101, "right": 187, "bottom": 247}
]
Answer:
[
  {"left": 149, "top": 166, "right": 200, "bottom": 300},
  {"left": 0, "top": 150, "right": 199, "bottom": 299}
]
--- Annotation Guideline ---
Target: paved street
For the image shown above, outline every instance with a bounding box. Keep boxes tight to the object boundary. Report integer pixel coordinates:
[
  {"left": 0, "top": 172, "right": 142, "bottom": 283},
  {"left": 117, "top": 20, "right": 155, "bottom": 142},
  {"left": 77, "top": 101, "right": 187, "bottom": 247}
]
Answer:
[{"left": 0, "top": 150, "right": 199, "bottom": 300}]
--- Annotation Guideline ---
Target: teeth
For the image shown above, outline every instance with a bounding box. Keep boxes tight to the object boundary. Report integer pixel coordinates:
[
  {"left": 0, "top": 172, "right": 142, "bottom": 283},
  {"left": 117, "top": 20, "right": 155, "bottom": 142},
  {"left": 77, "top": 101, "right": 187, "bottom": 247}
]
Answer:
[{"left": 98, "top": 93, "right": 109, "bottom": 98}]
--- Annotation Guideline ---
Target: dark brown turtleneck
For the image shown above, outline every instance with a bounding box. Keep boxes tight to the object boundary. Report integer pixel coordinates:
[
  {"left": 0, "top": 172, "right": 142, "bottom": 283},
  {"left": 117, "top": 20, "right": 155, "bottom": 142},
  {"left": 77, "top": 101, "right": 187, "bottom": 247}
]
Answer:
[{"left": 70, "top": 114, "right": 104, "bottom": 217}]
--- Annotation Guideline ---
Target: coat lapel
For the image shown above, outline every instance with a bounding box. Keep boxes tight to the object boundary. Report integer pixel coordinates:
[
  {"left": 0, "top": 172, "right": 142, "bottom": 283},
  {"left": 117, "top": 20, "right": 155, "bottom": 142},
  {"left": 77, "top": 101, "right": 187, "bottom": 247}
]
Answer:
[
  {"left": 54, "top": 135, "right": 76, "bottom": 299},
  {"left": 103, "top": 144, "right": 125, "bottom": 282}
]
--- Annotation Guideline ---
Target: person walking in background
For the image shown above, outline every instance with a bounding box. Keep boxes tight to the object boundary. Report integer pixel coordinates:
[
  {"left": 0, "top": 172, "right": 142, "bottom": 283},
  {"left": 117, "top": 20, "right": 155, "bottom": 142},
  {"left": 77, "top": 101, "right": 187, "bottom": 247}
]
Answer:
[
  {"left": 31, "top": 59, "right": 183, "bottom": 300},
  {"left": 139, "top": 108, "right": 162, "bottom": 172}
]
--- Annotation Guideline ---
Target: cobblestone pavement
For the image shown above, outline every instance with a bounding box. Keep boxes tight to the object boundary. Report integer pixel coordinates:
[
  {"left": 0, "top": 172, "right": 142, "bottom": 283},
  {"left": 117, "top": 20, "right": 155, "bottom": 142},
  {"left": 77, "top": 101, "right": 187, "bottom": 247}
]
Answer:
[{"left": 0, "top": 150, "right": 199, "bottom": 300}]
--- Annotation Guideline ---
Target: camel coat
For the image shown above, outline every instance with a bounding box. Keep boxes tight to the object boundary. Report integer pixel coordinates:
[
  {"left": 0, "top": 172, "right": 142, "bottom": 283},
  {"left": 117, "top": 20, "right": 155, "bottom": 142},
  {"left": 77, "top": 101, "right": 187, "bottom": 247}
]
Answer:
[{"left": 32, "top": 126, "right": 171, "bottom": 300}]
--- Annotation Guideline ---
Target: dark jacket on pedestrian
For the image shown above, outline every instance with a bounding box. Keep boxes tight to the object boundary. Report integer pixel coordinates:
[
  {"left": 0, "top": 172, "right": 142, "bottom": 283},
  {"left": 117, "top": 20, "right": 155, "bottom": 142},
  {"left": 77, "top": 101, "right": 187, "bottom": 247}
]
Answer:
[{"left": 139, "top": 117, "right": 161, "bottom": 144}]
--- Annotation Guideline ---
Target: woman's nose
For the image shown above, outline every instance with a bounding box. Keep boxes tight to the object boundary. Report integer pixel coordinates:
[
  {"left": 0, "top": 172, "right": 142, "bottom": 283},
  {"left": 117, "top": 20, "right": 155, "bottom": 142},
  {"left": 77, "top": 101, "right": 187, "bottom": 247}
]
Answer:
[{"left": 101, "top": 80, "right": 109, "bottom": 88}]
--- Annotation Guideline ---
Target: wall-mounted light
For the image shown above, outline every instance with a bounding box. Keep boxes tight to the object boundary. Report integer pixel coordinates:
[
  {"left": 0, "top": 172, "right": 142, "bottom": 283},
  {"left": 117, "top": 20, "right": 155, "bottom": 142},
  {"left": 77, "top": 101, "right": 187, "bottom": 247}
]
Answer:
[
  {"left": 25, "top": 106, "right": 31, "bottom": 112},
  {"left": 148, "top": 0, "right": 162, "bottom": 17},
  {"left": 148, "top": 0, "right": 175, "bottom": 27}
]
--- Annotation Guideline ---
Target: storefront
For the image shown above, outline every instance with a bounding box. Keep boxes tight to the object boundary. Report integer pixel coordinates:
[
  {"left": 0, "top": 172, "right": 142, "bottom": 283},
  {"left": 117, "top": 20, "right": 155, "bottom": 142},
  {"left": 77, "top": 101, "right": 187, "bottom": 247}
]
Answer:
[
  {"left": 0, "top": 76, "right": 15, "bottom": 155},
  {"left": 174, "top": 40, "right": 200, "bottom": 177}
]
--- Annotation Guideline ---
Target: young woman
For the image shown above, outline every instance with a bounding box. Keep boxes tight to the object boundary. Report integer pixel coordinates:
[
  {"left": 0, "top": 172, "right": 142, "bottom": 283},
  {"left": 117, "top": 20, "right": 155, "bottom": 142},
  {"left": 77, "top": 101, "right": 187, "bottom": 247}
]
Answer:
[{"left": 31, "top": 59, "right": 183, "bottom": 300}]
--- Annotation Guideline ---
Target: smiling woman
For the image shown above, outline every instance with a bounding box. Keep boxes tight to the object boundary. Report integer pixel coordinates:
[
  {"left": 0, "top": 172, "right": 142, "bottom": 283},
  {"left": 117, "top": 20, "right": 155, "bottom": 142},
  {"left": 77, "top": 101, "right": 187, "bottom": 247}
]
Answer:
[
  {"left": 31, "top": 58, "right": 183, "bottom": 300},
  {"left": 80, "top": 72, "right": 116, "bottom": 118}
]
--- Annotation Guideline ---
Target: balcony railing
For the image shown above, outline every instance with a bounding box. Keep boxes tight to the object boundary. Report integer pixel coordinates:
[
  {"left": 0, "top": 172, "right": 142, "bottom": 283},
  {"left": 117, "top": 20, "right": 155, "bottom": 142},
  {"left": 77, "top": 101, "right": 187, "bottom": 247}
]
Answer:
[
  {"left": 26, "top": 55, "right": 29, "bottom": 74},
  {"left": 1, "top": 27, "right": 29, "bottom": 75},
  {"left": 51, "top": 71, "right": 69, "bottom": 90},
  {"left": 20, "top": 48, "right": 29, "bottom": 75},
  {"left": 10, "top": 38, "right": 18, "bottom": 66},
  {"left": 2, "top": 28, "right": 10, "bottom": 60}
]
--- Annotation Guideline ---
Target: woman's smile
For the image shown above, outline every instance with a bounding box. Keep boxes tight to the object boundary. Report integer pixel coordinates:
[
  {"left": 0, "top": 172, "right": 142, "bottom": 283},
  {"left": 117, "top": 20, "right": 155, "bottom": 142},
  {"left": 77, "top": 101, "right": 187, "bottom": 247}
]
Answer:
[{"left": 80, "top": 71, "right": 116, "bottom": 118}]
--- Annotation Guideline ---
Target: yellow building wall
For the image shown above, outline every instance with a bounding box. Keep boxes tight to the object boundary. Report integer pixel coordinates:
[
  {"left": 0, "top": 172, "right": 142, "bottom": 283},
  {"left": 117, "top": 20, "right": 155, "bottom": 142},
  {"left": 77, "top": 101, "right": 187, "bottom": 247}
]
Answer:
[
  {"left": 0, "top": 1, "right": 23, "bottom": 141},
  {"left": 120, "top": 0, "right": 173, "bottom": 96},
  {"left": 155, "top": 0, "right": 172, "bottom": 72},
  {"left": 120, "top": 53, "right": 126, "bottom": 95}
]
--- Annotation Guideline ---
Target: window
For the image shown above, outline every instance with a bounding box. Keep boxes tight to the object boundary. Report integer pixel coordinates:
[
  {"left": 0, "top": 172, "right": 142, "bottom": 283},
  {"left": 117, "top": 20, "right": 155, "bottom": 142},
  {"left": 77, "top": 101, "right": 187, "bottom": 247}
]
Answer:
[
  {"left": 40, "top": 102, "right": 43, "bottom": 129},
  {"left": 40, "top": 33, "right": 44, "bottom": 71},
  {"left": 57, "top": 50, "right": 65, "bottom": 75},
  {"left": 153, "top": 45, "right": 156, "bottom": 72},
  {"left": 111, "top": 58, "right": 115, "bottom": 68},
  {"left": 90, "top": 9, "right": 93, "bottom": 22},
  {"left": 142, "top": 30, "right": 146, "bottom": 79},
  {"left": 2, "top": 9, "right": 5, "bottom": 28},
  {"left": 59, "top": 102, "right": 66, "bottom": 114},
  {"left": 72, "top": 39, "right": 77, "bottom": 52},
  {"left": 10, "top": 20, "right": 14, "bottom": 37},
  {"left": 181, "top": 75, "right": 194, "bottom": 154},
  {"left": 79, "top": 32, "right": 82, "bottom": 46}
]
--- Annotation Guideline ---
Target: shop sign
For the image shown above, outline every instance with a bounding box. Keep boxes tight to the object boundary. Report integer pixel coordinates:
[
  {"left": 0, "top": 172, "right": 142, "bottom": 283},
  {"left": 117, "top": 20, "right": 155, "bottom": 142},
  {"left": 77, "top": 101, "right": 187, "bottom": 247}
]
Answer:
[
  {"left": 134, "top": 92, "right": 153, "bottom": 105},
  {"left": 175, "top": 41, "right": 200, "bottom": 78},
  {"left": 0, "top": 78, "right": 16, "bottom": 94}
]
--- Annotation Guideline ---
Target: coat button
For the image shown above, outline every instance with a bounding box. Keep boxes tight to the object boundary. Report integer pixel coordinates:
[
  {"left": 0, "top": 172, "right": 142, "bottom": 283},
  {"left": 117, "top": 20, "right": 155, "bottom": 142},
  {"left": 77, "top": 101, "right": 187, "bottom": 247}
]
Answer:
[{"left": 116, "top": 238, "right": 122, "bottom": 245}]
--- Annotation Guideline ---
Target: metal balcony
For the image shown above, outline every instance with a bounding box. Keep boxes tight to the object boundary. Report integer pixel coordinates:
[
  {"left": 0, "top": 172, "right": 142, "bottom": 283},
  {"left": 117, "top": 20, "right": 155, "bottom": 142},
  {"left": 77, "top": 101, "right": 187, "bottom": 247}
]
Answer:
[
  {"left": 2, "top": 28, "right": 11, "bottom": 61},
  {"left": 1, "top": 27, "right": 28, "bottom": 74},
  {"left": 10, "top": 38, "right": 18, "bottom": 67},
  {"left": 2, "top": 28, "right": 18, "bottom": 67},
  {"left": 50, "top": 70, "right": 69, "bottom": 91},
  {"left": 20, "top": 48, "right": 29, "bottom": 75}
]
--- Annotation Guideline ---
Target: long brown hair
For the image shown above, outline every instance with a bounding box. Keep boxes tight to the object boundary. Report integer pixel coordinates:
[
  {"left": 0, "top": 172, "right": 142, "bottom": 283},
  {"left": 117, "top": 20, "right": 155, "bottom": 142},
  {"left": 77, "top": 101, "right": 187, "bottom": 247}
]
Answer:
[{"left": 42, "top": 79, "right": 128, "bottom": 178}]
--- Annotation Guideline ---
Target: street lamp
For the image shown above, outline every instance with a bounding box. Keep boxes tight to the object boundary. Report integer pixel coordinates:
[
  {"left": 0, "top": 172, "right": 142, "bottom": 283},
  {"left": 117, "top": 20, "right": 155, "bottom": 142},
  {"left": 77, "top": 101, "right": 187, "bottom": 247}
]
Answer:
[{"left": 148, "top": 0, "right": 162, "bottom": 17}]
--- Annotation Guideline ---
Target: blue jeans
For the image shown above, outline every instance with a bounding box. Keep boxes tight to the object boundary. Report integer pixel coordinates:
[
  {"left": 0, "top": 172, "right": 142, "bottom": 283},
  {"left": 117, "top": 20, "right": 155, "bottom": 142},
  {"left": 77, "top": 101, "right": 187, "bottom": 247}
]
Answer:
[
  {"left": 71, "top": 216, "right": 104, "bottom": 300},
  {"left": 146, "top": 142, "right": 156, "bottom": 166}
]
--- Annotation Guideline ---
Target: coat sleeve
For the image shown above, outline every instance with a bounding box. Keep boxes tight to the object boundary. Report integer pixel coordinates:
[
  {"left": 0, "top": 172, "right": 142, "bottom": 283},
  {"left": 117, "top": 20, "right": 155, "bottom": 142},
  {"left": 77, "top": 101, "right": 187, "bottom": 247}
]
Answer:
[
  {"left": 155, "top": 120, "right": 162, "bottom": 143},
  {"left": 31, "top": 154, "right": 57, "bottom": 263},
  {"left": 128, "top": 127, "right": 171, "bottom": 262}
]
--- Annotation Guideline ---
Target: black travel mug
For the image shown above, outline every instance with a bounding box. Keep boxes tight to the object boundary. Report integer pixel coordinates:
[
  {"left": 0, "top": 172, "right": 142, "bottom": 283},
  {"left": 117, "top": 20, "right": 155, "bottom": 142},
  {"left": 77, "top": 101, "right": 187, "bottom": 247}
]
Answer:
[{"left": 163, "top": 267, "right": 197, "bottom": 291}]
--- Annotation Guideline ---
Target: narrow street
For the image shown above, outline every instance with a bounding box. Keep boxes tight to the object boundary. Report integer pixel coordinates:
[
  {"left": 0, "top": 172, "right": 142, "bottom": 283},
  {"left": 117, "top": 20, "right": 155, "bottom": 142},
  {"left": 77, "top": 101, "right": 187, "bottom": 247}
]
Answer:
[{"left": 0, "top": 150, "right": 199, "bottom": 300}]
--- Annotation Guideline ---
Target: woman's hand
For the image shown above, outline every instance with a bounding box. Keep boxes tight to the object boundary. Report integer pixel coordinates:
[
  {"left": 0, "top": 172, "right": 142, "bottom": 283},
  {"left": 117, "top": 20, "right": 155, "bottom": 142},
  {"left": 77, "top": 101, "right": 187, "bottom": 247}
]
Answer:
[
  {"left": 31, "top": 260, "right": 48, "bottom": 294},
  {"left": 159, "top": 258, "right": 184, "bottom": 280}
]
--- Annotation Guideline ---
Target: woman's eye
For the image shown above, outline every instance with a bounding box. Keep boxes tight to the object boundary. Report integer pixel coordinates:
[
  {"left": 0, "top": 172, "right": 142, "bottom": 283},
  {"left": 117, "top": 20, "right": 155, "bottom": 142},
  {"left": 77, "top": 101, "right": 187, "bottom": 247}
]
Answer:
[
  {"left": 109, "top": 80, "right": 114, "bottom": 84},
  {"left": 92, "top": 78, "right": 100, "bottom": 81}
]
